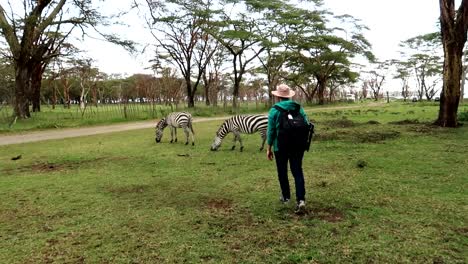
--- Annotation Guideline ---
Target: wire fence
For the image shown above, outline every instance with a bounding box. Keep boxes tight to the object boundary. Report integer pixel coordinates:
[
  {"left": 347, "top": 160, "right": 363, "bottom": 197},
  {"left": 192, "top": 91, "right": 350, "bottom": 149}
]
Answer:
[
  {"left": 0, "top": 103, "right": 178, "bottom": 130},
  {"left": 0, "top": 101, "right": 271, "bottom": 131}
]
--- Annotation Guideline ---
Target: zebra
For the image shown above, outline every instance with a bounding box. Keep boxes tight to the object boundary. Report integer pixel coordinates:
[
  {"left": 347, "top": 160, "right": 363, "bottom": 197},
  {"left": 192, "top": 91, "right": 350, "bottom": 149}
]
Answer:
[
  {"left": 210, "top": 115, "right": 268, "bottom": 152},
  {"left": 155, "top": 112, "right": 195, "bottom": 145}
]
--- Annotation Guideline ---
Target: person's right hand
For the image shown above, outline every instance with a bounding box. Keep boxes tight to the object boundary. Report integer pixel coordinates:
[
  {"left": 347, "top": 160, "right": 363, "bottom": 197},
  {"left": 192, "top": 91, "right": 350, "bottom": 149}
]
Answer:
[{"left": 267, "top": 149, "right": 274, "bottom": 161}]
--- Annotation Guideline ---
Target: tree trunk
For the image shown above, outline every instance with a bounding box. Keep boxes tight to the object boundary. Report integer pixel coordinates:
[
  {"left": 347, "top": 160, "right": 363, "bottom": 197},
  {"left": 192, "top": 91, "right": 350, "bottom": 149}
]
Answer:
[
  {"left": 267, "top": 75, "right": 279, "bottom": 107},
  {"left": 14, "top": 65, "right": 31, "bottom": 118},
  {"left": 317, "top": 77, "right": 326, "bottom": 105},
  {"left": 186, "top": 78, "right": 195, "bottom": 108},
  {"left": 232, "top": 95, "right": 238, "bottom": 109},
  {"left": 436, "top": 0, "right": 468, "bottom": 127},
  {"left": 92, "top": 83, "right": 98, "bottom": 107},
  {"left": 232, "top": 77, "right": 241, "bottom": 109},
  {"left": 268, "top": 83, "right": 275, "bottom": 107},
  {"left": 203, "top": 73, "right": 211, "bottom": 106},
  {"left": 52, "top": 82, "right": 57, "bottom": 110},
  {"left": 437, "top": 49, "right": 462, "bottom": 126},
  {"left": 31, "top": 62, "right": 44, "bottom": 112}
]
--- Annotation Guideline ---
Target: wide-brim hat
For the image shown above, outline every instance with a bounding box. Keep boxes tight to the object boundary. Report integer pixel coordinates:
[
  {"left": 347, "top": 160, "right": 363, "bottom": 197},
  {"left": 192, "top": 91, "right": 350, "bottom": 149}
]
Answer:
[{"left": 271, "top": 84, "right": 295, "bottom": 98}]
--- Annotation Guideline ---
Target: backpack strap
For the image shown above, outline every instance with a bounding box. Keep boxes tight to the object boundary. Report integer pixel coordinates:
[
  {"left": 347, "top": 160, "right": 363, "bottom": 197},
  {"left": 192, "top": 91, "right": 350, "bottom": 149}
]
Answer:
[
  {"left": 273, "top": 105, "right": 285, "bottom": 112},
  {"left": 291, "top": 103, "right": 300, "bottom": 114},
  {"left": 274, "top": 104, "right": 301, "bottom": 115}
]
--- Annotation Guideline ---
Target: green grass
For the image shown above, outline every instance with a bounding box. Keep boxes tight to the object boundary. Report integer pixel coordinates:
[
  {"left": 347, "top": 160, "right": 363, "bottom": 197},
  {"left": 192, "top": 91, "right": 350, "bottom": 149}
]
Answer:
[{"left": 0, "top": 103, "right": 467, "bottom": 263}]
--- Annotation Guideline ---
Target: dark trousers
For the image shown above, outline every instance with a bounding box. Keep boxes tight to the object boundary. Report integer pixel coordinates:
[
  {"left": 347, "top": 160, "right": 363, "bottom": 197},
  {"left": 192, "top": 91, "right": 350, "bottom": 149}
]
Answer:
[{"left": 274, "top": 151, "right": 305, "bottom": 202}]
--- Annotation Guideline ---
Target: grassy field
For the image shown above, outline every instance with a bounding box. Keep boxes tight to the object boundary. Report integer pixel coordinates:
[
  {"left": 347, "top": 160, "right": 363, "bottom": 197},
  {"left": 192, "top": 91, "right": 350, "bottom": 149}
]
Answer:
[{"left": 0, "top": 102, "right": 467, "bottom": 263}]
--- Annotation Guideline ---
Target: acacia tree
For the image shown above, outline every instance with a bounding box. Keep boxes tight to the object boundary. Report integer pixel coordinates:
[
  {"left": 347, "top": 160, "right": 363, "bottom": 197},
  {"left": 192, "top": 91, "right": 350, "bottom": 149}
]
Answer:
[
  {"left": 392, "top": 60, "right": 412, "bottom": 101},
  {"left": 261, "top": 2, "right": 326, "bottom": 106},
  {"left": 194, "top": 14, "right": 220, "bottom": 106},
  {"left": 399, "top": 33, "right": 443, "bottom": 101},
  {"left": 250, "top": 2, "right": 317, "bottom": 106},
  {"left": 68, "top": 58, "right": 100, "bottom": 112},
  {"left": 437, "top": 0, "right": 468, "bottom": 127},
  {"left": 209, "top": 1, "right": 266, "bottom": 109},
  {"left": 285, "top": 72, "right": 318, "bottom": 104},
  {"left": 362, "top": 61, "right": 389, "bottom": 101},
  {"left": 144, "top": 0, "right": 217, "bottom": 108},
  {"left": 0, "top": 1, "right": 134, "bottom": 118},
  {"left": 287, "top": 14, "right": 374, "bottom": 105},
  {"left": 202, "top": 46, "right": 227, "bottom": 106}
]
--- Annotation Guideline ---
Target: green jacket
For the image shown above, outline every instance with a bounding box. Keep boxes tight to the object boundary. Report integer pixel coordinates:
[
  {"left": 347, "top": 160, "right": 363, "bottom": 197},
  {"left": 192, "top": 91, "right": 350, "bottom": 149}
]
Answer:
[{"left": 267, "top": 100, "right": 309, "bottom": 152}]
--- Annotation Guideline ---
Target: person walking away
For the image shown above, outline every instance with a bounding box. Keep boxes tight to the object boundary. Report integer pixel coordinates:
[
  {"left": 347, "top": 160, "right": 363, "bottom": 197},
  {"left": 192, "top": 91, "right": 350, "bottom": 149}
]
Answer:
[{"left": 267, "top": 84, "right": 310, "bottom": 214}]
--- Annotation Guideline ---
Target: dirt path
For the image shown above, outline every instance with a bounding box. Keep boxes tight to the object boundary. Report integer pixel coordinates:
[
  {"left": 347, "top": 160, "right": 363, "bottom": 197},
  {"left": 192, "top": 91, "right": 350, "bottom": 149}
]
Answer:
[{"left": 0, "top": 103, "right": 382, "bottom": 146}]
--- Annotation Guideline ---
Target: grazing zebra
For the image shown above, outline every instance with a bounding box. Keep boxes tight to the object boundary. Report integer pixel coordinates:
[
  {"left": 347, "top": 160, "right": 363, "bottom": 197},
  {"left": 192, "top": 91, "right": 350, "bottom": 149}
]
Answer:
[
  {"left": 155, "top": 112, "right": 195, "bottom": 145},
  {"left": 211, "top": 115, "right": 268, "bottom": 152}
]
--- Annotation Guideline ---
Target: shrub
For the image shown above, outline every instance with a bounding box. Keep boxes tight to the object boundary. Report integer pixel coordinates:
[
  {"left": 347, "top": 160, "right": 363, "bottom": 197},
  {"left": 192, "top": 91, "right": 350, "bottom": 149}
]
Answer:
[{"left": 458, "top": 110, "right": 468, "bottom": 122}]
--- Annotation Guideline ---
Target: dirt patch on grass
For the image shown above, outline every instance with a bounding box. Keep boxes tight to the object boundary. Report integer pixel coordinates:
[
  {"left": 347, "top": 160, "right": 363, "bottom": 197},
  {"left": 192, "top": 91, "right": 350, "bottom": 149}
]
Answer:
[
  {"left": 313, "top": 132, "right": 341, "bottom": 141},
  {"left": 355, "top": 131, "right": 401, "bottom": 143},
  {"left": 406, "top": 124, "right": 445, "bottom": 135},
  {"left": 305, "top": 207, "right": 345, "bottom": 222},
  {"left": 2, "top": 157, "right": 128, "bottom": 176},
  {"left": 326, "top": 119, "right": 358, "bottom": 128},
  {"left": 28, "top": 163, "right": 69, "bottom": 173},
  {"left": 205, "top": 198, "right": 234, "bottom": 212},
  {"left": 389, "top": 119, "right": 420, "bottom": 125},
  {"left": 455, "top": 227, "right": 468, "bottom": 236},
  {"left": 314, "top": 130, "right": 400, "bottom": 143}
]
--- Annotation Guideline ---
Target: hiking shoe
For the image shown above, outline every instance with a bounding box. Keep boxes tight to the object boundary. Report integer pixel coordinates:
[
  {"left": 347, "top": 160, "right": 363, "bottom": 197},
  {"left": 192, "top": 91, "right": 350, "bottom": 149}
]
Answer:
[
  {"left": 295, "top": 200, "right": 306, "bottom": 214},
  {"left": 279, "top": 196, "right": 290, "bottom": 204}
]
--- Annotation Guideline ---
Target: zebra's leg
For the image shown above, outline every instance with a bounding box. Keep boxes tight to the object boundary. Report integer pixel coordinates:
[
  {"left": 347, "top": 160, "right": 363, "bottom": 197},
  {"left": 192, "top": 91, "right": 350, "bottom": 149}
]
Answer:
[
  {"left": 189, "top": 122, "right": 195, "bottom": 146},
  {"left": 238, "top": 134, "right": 244, "bottom": 152},
  {"left": 231, "top": 131, "right": 239, "bottom": 150},
  {"left": 170, "top": 127, "right": 174, "bottom": 143},
  {"left": 174, "top": 128, "right": 178, "bottom": 142},
  {"left": 184, "top": 127, "right": 190, "bottom": 145},
  {"left": 232, "top": 130, "right": 243, "bottom": 152},
  {"left": 259, "top": 133, "right": 266, "bottom": 151}
]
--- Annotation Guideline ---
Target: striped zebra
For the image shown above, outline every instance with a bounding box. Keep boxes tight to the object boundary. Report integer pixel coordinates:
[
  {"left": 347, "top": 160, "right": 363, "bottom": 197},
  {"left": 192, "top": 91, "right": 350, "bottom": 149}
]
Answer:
[
  {"left": 155, "top": 112, "right": 195, "bottom": 145},
  {"left": 210, "top": 115, "right": 268, "bottom": 152}
]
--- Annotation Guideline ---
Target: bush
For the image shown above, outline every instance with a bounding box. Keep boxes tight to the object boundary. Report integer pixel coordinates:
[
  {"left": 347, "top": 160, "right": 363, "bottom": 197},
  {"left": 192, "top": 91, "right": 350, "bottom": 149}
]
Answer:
[{"left": 458, "top": 110, "right": 468, "bottom": 122}]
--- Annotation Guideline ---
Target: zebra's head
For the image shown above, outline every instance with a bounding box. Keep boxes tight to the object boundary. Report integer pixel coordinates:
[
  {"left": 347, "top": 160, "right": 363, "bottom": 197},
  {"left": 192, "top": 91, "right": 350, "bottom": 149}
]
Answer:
[
  {"left": 210, "top": 135, "right": 222, "bottom": 151},
  {"left": 155, "top": 118, "right": 168, "bottom": 143},
  {"left": 210, "top": 123, "right": 226, "bottom": 151}
]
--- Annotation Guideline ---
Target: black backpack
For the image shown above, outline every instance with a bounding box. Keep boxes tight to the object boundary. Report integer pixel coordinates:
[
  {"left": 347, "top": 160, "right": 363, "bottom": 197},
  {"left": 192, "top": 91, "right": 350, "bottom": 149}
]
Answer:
[{"left": 274, "top": 103, "right": 315, "bottom": 153}]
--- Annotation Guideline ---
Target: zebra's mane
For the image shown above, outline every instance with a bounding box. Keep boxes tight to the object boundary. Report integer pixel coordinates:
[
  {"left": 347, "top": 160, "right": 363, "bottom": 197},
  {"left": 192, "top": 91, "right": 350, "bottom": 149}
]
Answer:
[
  {"left": 216, "top": 120, "right": 229, "bottom": 138},
  {"left": 156, "top": 118, "right": 168, "bottom": 130}
]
